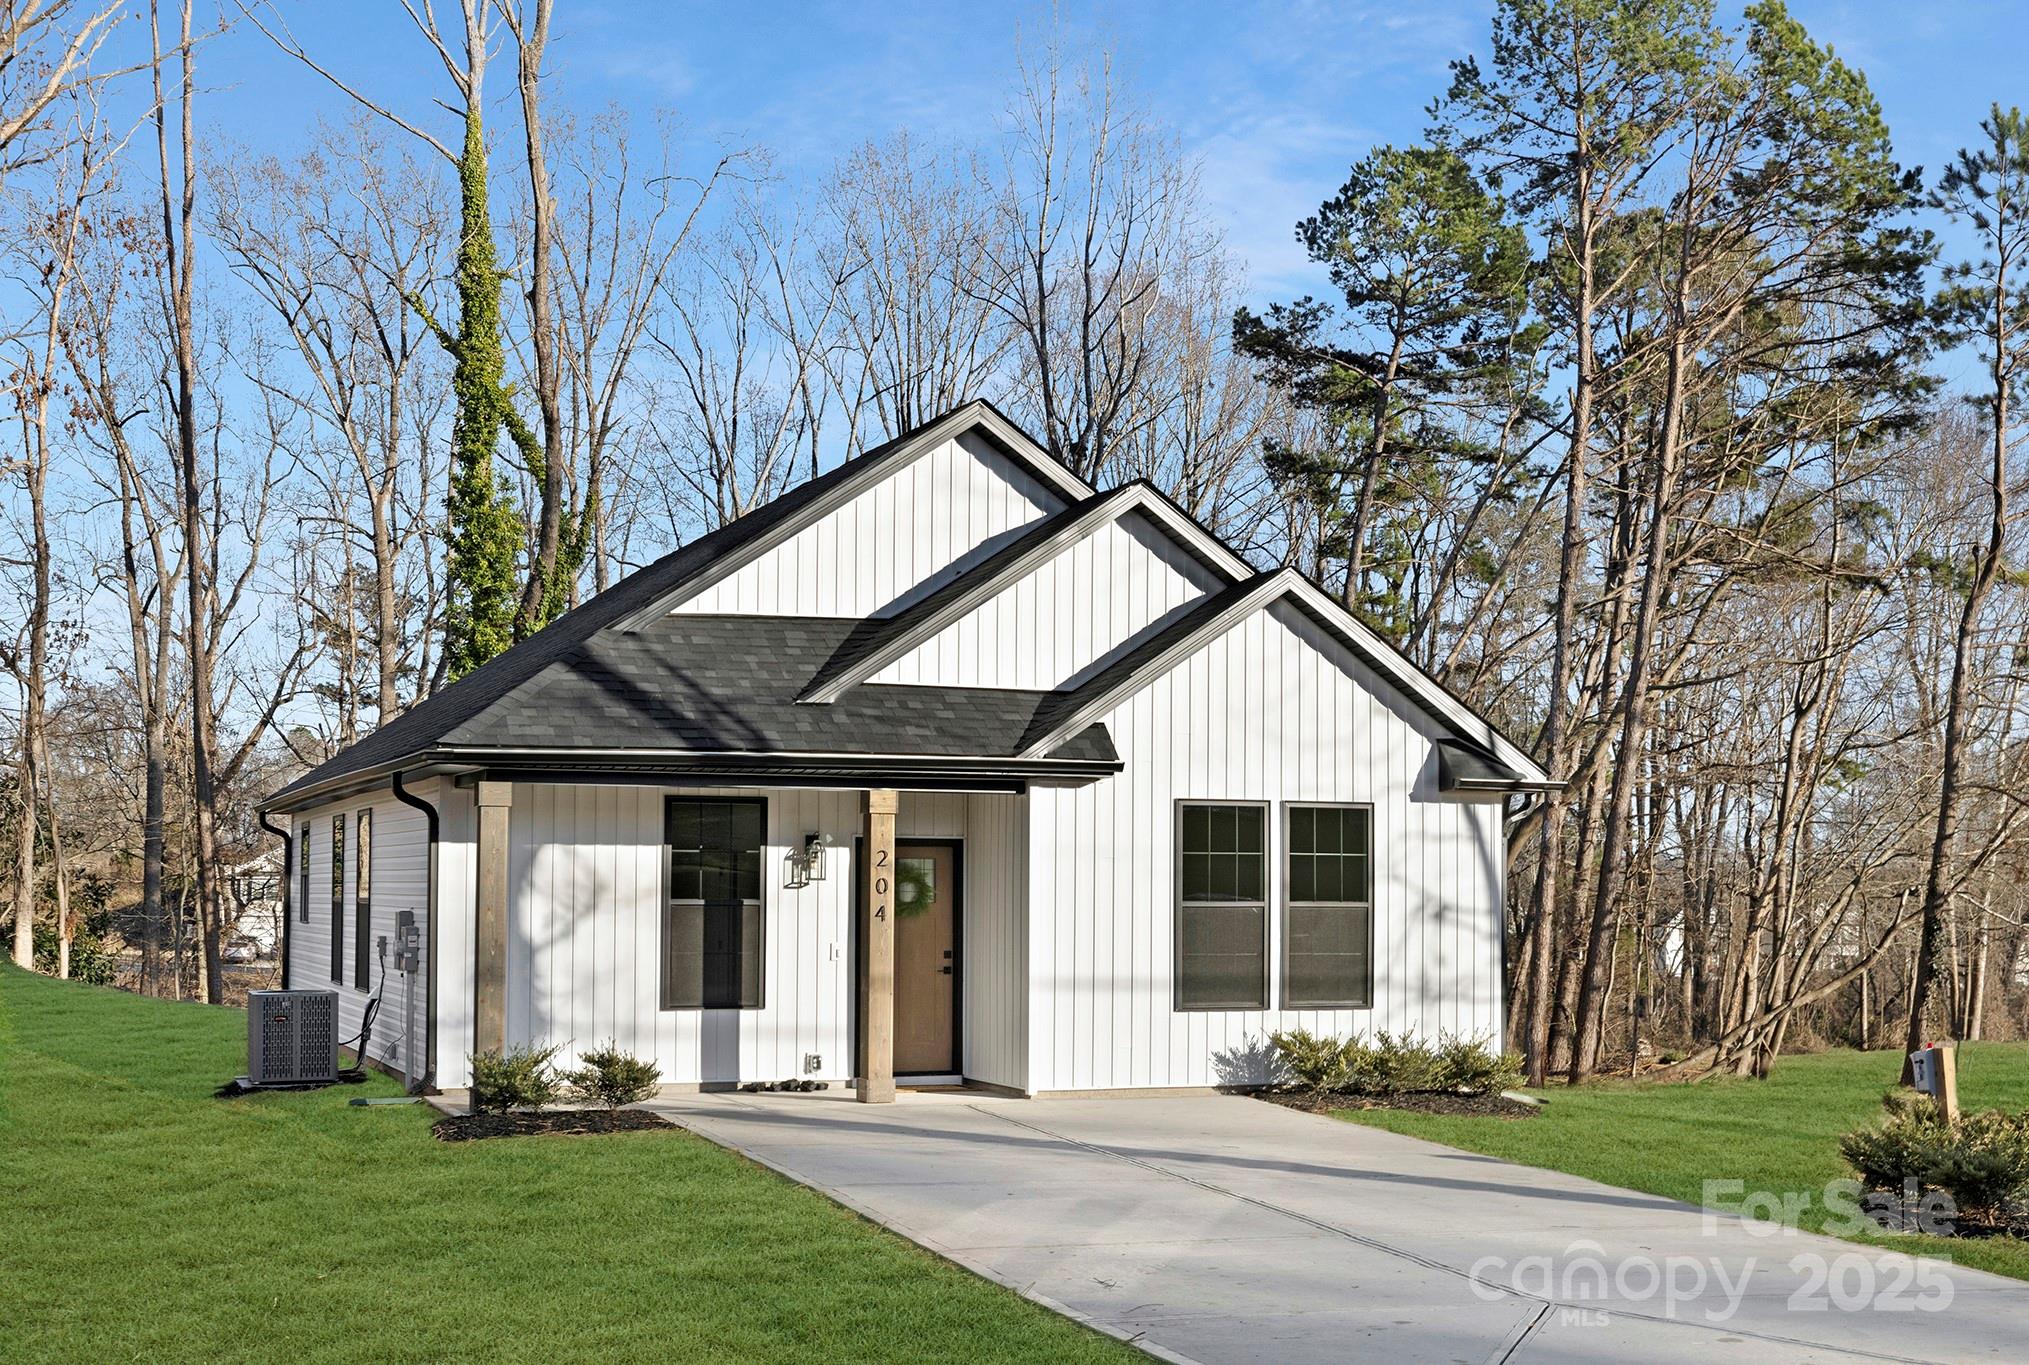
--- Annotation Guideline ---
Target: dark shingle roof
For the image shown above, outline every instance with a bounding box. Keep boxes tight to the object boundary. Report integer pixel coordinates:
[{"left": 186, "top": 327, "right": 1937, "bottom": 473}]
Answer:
[
  {"left": 449, "top": 614, "right": 1117, "bottom": 763},
  {"left": 268, "top": 409, "right": 1107, "bottom": 809}
]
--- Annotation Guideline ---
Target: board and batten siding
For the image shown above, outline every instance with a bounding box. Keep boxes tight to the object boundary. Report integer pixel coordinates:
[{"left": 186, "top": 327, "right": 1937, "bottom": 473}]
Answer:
[
  {"left": 873, "top": 509, "right": 1227, "bottom": 692},
  {"left": 282, "top": 784, "right": 432, "bottom": 1078},
  {"left": 673, "top": 432, "right": 1063, "bottom": 618},
  {"left": 1024, "top": 599, "right": 1506, "bottom": 1094},
  {"left": 423, "top": 783, "right": 1024, "bottom": 1091}
]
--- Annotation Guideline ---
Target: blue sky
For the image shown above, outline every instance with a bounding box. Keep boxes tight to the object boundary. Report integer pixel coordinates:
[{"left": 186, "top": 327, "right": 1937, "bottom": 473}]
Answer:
[{"left": 204, "top": 1, "right": 2027, "bottom": 307}]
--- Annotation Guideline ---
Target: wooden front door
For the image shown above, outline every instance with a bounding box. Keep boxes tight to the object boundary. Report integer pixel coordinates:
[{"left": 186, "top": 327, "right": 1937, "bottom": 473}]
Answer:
[{"left": 892, "top": 842, "right": 958, "bottom": 1075}]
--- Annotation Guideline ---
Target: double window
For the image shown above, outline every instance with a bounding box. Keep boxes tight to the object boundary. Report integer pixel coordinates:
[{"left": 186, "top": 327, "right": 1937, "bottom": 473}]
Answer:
[
  {"left": 329, "top": 813, "right": 346, "bottom": 983},
  {"left": 662, "top": 797, "right": 765, "bottom": 1010},
  {"left": 1175, "top": 801, "right": 1373, "bottom": 1011}
]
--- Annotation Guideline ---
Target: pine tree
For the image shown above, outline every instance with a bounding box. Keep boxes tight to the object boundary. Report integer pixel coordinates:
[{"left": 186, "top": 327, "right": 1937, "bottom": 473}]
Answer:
[
  {"left": 1905, "top": 105, "right": 2029, "bottom": 1074},
  {"left": 1234, "top": 143, "right": 1533, "bottom": 632}
]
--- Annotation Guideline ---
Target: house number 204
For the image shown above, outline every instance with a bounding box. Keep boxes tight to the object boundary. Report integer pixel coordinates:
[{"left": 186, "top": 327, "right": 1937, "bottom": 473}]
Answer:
[{"left": 874, "top": 848, "right": 889, "bottom": 919}]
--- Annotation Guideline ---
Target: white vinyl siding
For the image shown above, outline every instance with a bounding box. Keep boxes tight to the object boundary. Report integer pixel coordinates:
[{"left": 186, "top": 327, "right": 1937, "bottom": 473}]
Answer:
[
  {"left": 1024, "top": 599, "right": 1505, "bottom": 1093},
  {"left": 283, "top": 786, "right": 431, "bottom": 1078},
  {"left": 674, "top": 432, "right": 1063, "bottom": 618},
  {"left": 426, "top": 785, "right": 1028, "bottom": 1093},
  {"left": 873, "top": 509, "right": 1226, "bottom": 691}
]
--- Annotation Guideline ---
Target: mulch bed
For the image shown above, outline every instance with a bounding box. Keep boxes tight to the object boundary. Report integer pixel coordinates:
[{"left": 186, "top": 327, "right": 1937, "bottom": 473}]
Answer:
[
  {"left": 431, "top": 1108, "right": 676, "bottom": 1142},
  {"left": 1258, "top": 1089, "right": 1539, "bottom": 1119}
]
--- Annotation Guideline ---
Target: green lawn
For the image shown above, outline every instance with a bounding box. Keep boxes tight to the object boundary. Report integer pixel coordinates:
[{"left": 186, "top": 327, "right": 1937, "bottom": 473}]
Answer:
[
  {"left": 1337, "top": 1044, "right": 2029, "bottom": 1280},
  {"left": 0, "top": 965, "right": 1130, "bottom": 1363}
]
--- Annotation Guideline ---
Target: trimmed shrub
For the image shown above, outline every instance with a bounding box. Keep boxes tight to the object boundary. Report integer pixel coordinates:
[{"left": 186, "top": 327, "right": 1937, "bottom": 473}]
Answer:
[
  {"left": 566, "top": 1041, "right": 662, "bottom": 1110},
  {"left": 469, "top": 1041, "right": 566, "bottom": 1113},
  {"left": 1358, "top": 1032, "right": 1443, "bottom": 1095},
  {"left": 1840, "top": 1092, "right": 1946, "bottom": 1191},
  {"left": 1269, "top": 1028, "right": 1359, "bottom": 1096},
  {"left": 1841, "top": 1093, "right": 2029, "bottom": 1226},
  {"left": 1269, "top": 1029, "right": 1519, "bottom": 1098}
]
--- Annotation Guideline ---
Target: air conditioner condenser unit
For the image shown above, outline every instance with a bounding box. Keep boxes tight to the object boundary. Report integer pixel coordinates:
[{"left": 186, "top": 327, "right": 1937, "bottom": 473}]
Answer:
[{"left": 246, "top": 989, "right": 339, "bottom": 1087}]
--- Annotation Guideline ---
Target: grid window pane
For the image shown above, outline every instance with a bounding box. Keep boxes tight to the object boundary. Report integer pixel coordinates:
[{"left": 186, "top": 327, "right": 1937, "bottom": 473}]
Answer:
[
  {"left": 1285, "top": 806, "right": 1373, "bottom": 1007},
  {"left": 1177, "top": 805, "right": 1266, "bottom": 1009},
  {"left": 1290, "top": 853, "right": 1315, "bottom": 903},
  {"left": 1313, "top": 854, "right": 1342, "bottom": 904},
  {"left": 663, "top": 798, "right": 765, "bottom": 1009}
]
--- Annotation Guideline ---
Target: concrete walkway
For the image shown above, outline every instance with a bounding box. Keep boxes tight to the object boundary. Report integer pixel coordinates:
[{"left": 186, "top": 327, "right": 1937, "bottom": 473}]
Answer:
[{"left": 645, "top": 1089, "right": 2029, "bottom": 1363}]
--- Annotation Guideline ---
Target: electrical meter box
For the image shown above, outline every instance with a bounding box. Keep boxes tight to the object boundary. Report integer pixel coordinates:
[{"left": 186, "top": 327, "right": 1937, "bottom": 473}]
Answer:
[{"left": 394, "top": 911, "right": 421, "bottom": 973}]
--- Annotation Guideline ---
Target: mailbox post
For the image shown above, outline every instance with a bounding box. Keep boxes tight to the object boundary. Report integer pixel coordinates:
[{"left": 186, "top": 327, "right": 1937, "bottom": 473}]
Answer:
[{"left": 1908, "top": 1043, "right": 1959, "bottom": 1123}]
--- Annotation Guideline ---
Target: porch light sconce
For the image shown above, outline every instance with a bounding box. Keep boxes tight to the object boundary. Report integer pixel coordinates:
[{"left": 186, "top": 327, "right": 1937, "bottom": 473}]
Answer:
[{"left": 785, "top": 831, "right": 831, "bottom": 888}]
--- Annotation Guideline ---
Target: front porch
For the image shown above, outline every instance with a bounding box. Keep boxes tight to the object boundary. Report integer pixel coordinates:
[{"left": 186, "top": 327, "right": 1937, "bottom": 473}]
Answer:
[{"left": 444, "top": 778, "right": 1029, "bottom": 1100}]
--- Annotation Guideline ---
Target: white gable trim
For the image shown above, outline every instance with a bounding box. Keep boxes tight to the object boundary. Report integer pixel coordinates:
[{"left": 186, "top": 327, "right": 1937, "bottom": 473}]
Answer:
[
  {"left": 1018, "top": 566, "right": 1552, "bottom": 786},
  {"left": 800, "top": 482, "right": 1250, "bottom": 704},
  {"left": 615, "top": 401, "right": 1092, "bottom": 631},
  {"left": 1276, "top": 574, "right": 1550, "bottom": 784}
]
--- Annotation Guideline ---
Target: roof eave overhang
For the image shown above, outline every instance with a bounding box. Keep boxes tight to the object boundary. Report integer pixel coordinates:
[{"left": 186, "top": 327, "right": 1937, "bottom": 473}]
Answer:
[
  {"left": 261, "top": 754, "right": 479, "bottom": 816},
  {"left": 271, "top": 745, "right": 1122, "bottom": 811},
  {"left": 1436, "top": 777, "right": 1567, "bottom": 802}
]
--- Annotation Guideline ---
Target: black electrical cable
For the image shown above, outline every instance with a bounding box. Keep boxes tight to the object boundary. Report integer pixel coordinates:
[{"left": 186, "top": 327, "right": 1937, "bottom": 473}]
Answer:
[{"left": 336, "top": 939, "right": 390, "bottom": 1082}]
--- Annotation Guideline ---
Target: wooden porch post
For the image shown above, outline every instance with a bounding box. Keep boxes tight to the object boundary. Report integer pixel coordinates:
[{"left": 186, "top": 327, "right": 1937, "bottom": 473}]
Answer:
[
  {"left": 859, "top": 788, "right": 899, "bottom": 1103},
  {"left": 474, "top": 780, "right": 512, "bottom": 1057}
]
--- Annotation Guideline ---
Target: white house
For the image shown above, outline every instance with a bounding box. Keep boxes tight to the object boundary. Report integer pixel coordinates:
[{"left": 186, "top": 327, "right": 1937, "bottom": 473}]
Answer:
[{"left": 261, "top": 401, "right": 1552, "bottom": 1099}]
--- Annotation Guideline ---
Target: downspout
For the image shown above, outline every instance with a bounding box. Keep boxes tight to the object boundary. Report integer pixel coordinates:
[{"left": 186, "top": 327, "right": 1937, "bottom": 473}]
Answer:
[
  {"left": 1498, "top": 790, "right": 1548, "bottom": 1054},
  {"left": 258, "top": 811, "right": 291, "bottom": 987},
  {"left": 391, "top": 771, "right": 440, "bottom": 1093}
]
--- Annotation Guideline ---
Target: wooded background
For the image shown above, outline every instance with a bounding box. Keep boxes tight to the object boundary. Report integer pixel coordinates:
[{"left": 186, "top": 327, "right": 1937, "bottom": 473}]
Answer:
[{"left": 4, "top": 0, "right": 2027, "bottom": 1085}]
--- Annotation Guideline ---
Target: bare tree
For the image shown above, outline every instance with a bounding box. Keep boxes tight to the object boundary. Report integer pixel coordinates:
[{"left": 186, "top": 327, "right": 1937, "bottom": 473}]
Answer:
[
  {"left": 984, "top": 42, "right": 1219, "bottom": 483},
  {"left": 212, "top": 120, "right": 452, "bottom": 725}
]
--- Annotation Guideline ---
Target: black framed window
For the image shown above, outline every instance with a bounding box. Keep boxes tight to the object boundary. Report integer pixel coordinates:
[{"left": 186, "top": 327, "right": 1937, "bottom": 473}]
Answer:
[
  {"left": 354, "top": 808, "right": 373, "bottom": 991},
  {"left": 297, "top": 826, "right": 310, "bottom": 923},
  {"left": 1285, "top": 804, "right": 1373, "bottom": 1008},
  {"left": 1176, "top": 802, "right": 1267, "bottom": 1010},
  {"left": 662, "top": 797, "right": 765, "bottom": 1009},
  {"left": 329, "top": 813, "right": 346, "bottom": 983}
]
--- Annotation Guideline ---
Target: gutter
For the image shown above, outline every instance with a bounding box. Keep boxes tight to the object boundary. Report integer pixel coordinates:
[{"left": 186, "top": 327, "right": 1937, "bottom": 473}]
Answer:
[
  {"left": 390, "top": 770, "right": 440, "bottom": 1094},
  {"left": 257, "top": 811, "right": 291, "bottom": 986}
]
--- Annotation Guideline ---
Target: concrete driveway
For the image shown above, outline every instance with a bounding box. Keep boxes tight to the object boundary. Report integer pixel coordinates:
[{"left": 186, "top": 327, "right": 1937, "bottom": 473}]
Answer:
[{"left": 645, "top": 1090, "right": 2029, "bottom": 1363}]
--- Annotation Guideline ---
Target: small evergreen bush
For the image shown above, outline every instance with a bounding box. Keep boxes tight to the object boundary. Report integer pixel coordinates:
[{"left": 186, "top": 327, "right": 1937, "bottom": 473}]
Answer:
[
  {"left": 566, "top": 1041, "right": 662, "bottom": 1110},
  {"left": 1841, "top": 1093, "right": 2029, "bottom": 1226},
  {"left": 1434, "top": 1033, "right": 1524, "bottom": 1096},
  {"left": 1359, "top": 1031, "right": 1442, "bottom": 1094},
  {"left": 1268, "top": 1028, "right": 1360, "bottom": 1096},
  {"left": 1268, "top": 1029, "right": 1519, "bottom": 1097},
  {"left": 469, "top": 1041, "right": 566, "bottom": 1112}
]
